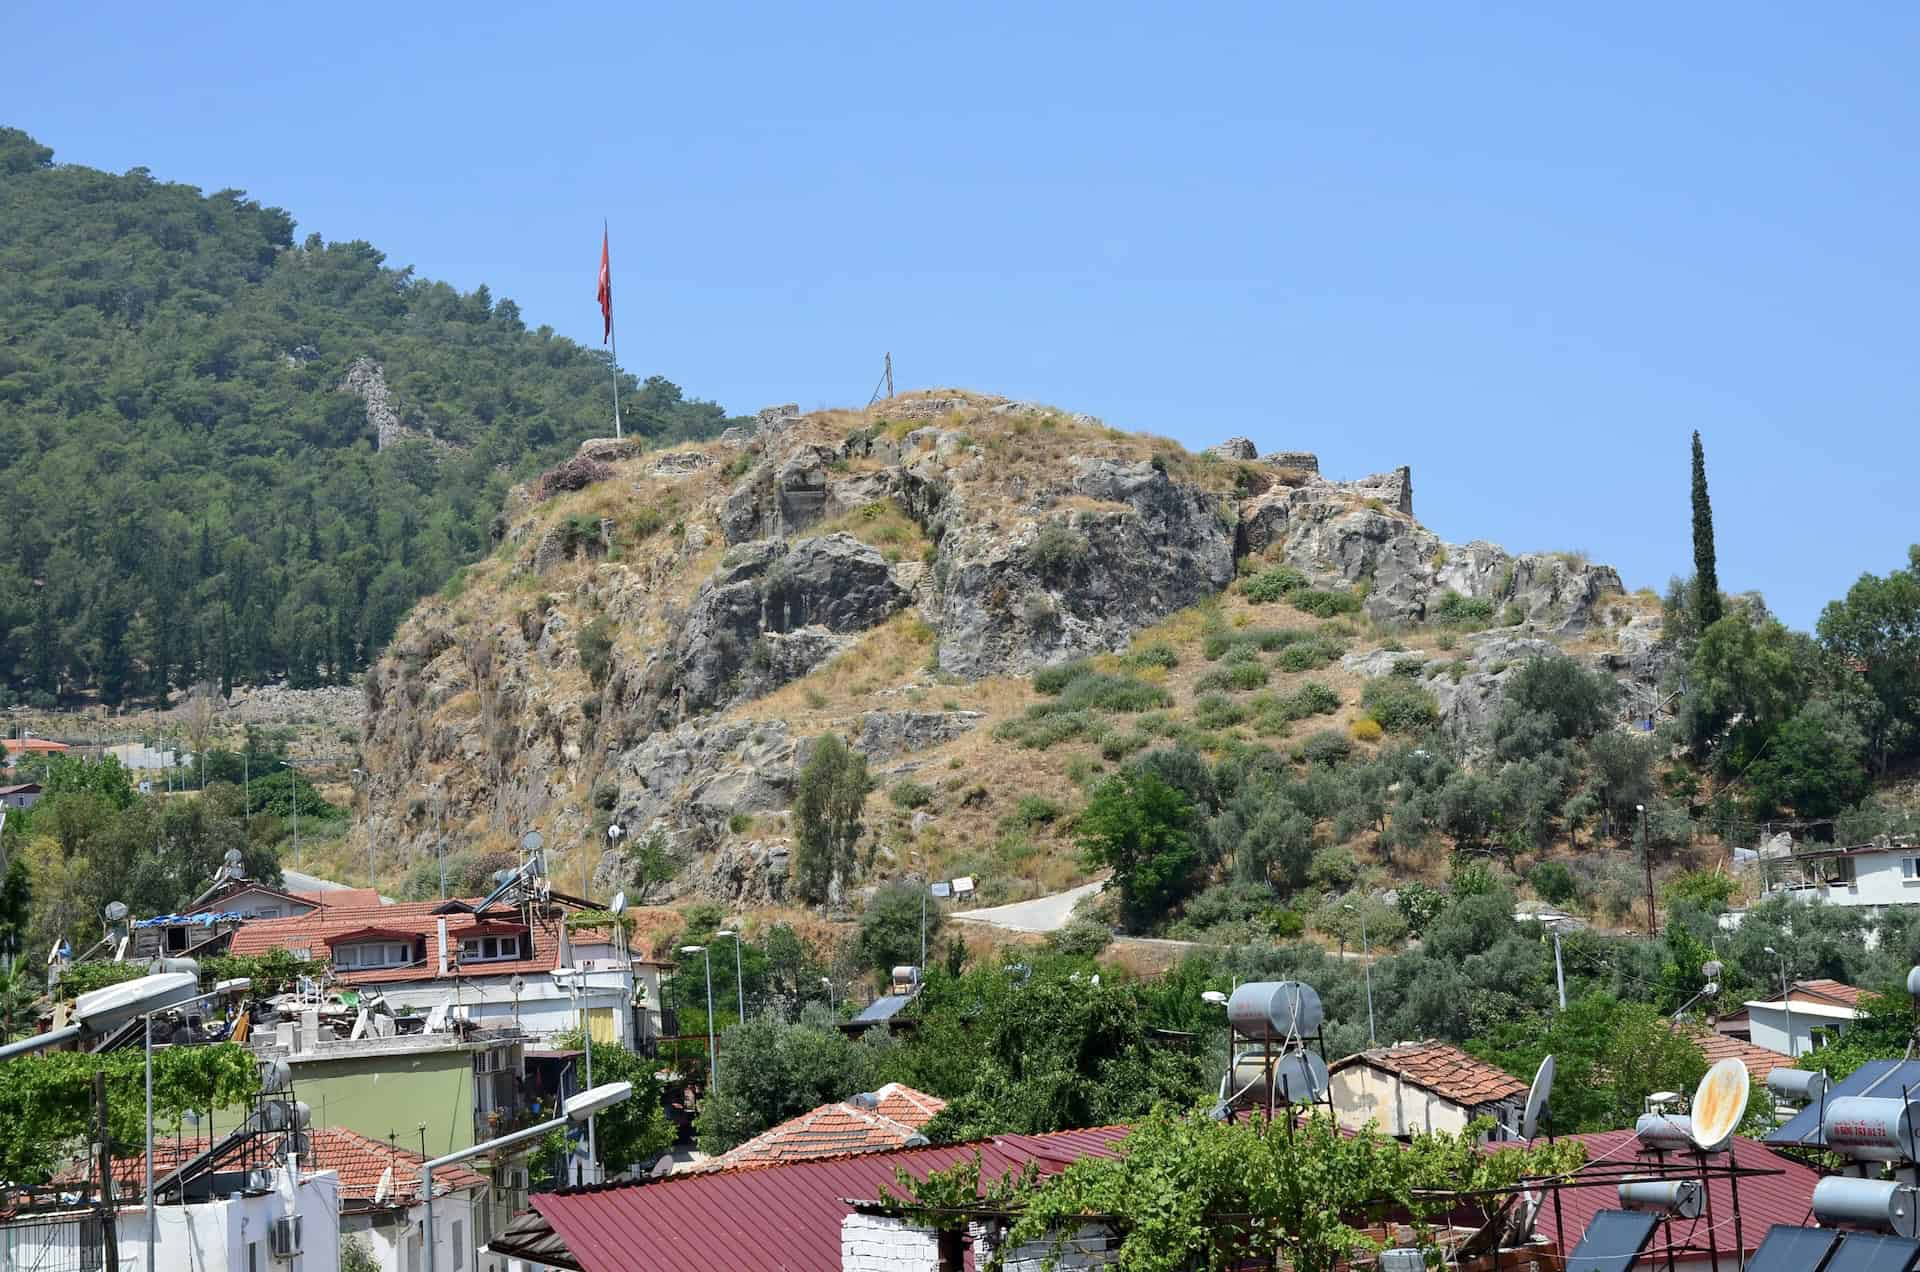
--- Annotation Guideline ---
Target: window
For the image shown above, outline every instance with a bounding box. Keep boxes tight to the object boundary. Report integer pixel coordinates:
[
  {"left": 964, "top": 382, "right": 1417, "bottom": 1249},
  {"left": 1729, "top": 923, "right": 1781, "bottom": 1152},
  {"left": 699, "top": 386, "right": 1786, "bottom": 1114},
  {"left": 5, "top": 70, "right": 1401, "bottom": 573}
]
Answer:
[
  {"left": 1904, "top": 857, "right": 1920, "bottom": 882},
  {"left": 246, "top": 1241, "right": 260, "bottom": 1272},
  {"left": 452, "top": 1219, "right": 465, "bottom": 1269},
  {"left": 459, "top": 935, "right": 519, "bottom": 963},
  {"left": 335, "top": 941, "right": 414, "bottom": 970}
]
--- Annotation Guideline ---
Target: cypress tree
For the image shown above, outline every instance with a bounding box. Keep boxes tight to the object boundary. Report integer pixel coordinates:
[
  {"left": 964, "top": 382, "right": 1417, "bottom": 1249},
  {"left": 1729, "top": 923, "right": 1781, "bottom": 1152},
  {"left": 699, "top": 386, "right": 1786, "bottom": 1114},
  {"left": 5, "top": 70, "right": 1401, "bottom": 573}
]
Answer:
[{"left": 1691, "top": 431, "right": 1723, "bottom": 630}]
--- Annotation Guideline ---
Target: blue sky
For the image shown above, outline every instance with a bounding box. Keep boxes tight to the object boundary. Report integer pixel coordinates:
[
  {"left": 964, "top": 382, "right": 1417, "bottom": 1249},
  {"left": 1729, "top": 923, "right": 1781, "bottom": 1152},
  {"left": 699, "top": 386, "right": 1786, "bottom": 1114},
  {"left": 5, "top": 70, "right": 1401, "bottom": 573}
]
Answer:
[{"left": 11, "top": 3, "right": 1918, "bottom": 628}]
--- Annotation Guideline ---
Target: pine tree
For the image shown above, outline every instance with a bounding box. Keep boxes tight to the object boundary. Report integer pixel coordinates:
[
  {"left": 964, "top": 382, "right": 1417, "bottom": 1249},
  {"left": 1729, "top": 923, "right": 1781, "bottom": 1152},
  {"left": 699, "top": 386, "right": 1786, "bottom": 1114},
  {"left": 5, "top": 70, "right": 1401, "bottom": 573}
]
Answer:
[{"left": 1690, "top": 431, "right": 1723, "bottom": 630}]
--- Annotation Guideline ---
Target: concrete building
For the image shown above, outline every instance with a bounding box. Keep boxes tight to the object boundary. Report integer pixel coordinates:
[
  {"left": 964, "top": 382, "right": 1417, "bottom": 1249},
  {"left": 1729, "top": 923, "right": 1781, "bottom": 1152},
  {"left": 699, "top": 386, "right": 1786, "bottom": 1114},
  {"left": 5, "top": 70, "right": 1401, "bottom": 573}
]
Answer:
[
  {"left": 0, "top": 782, "right": 41, "bottom": 810},
  {"left": 1753, "top": 839, "right": 1920, "bottom": 914},
  {"left": 229, "top": 897, "right": 671, "bottom": 1052},
  {"left": 1328, "top": 1040, "right": 1529, "bottom": 1139},
  {"left": 1740, "top": 979, "right": 1865, "bottom": 1058},
  {"left": 252, "top": 1025, "right": 532, "bottom": 1160}
]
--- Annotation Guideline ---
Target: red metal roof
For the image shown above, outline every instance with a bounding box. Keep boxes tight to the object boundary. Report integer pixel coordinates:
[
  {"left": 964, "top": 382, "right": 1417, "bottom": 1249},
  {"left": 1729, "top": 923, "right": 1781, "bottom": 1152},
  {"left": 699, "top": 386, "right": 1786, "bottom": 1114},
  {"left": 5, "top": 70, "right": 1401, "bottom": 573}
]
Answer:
[
  {"left": 1332, "top": 1041, "right": 1530, "bottom": 1107},
  {"left": 530, "top": 1127, "right": 1128, "bottom": 1272},
  {"left": 1534, "top": 1130, "right": 1818, "bottom": 1264}
]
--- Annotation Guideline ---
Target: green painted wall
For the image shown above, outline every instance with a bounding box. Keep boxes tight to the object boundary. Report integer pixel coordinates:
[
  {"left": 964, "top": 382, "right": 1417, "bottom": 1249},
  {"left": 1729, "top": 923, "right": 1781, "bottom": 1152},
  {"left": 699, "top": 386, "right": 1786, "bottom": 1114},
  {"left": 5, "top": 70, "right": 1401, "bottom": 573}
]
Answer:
[{"left": 293, "top": 1050, "right": 479, "bottom": 1157}]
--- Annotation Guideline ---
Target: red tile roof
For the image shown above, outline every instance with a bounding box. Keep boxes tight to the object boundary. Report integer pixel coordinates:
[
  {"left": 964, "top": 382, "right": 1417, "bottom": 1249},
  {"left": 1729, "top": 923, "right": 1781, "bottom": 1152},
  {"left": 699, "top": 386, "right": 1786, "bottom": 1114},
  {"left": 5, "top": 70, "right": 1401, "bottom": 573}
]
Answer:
[
  {"left": 228, "top": 898, "right": 568, "bottom": 985},
  {"left": 1677, "top": 1023, "right": 1792, "bottom": 1083},
  {"left": 1531, "top": 1130, "right": 1818, "bottom": 1265},
  {"left": 715, "top": 1085, "right": 947, "bottom": 1169},
  {"left": 1790, "top": 978, "right": 1863, "bottom": 1008},
  {"left": 1333, "top": 1041, "right": 1529, "bottom": 1107},
  {"left": 2, "top": 739, "right": 68, "bottom": 754},
  {"left": 58, "top": 1128, "right": 487, "bottom": 1202},
  {"left": 528, "top": 1127, "right": 1128, "bottom": 1272}
]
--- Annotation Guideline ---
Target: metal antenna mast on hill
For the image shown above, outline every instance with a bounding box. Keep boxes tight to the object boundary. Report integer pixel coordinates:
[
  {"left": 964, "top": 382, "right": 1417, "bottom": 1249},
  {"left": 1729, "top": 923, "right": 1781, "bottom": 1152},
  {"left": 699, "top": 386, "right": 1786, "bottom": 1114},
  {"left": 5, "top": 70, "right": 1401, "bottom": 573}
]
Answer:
[{"left": 867, "top": 352, "right": 894, "bottom": 407}]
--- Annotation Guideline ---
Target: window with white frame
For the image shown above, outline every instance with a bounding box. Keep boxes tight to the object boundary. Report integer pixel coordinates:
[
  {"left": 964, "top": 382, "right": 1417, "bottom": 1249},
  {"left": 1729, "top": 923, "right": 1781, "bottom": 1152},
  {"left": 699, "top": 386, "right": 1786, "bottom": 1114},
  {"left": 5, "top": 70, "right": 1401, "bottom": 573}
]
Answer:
[
  {"left": 459, "top": 935, "right": 520, "bottom": 963},
  {"left": 334, "top": 941, "right": 414, "bottom": 970},
  {"left": 1903, "top": 857, "right": 1920, "bottom": 881}
]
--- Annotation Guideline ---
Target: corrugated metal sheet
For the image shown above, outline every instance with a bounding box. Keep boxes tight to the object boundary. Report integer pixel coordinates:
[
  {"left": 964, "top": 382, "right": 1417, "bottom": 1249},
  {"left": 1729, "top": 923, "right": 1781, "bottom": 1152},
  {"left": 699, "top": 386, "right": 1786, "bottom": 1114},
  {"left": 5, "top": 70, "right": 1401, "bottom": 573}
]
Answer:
[{"left": 531, "top": 1128, "right": 1126, "bottom": 1272}]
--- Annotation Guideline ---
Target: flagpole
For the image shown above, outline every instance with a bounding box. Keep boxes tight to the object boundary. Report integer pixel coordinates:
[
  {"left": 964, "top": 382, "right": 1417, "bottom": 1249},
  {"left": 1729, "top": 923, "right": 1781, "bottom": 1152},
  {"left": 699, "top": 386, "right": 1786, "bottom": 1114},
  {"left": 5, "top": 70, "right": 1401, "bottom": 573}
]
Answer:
[{"left": 605, "top": 220, "right": 621, "bottom": 440}]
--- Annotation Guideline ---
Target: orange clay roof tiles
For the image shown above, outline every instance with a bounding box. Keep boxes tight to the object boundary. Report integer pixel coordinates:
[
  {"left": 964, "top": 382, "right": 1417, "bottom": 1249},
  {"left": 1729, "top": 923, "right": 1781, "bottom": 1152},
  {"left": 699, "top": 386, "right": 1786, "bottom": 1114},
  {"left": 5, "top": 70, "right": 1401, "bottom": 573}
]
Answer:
[
  {"left": 715, "top": 1086, "right": 947, "bottom": 1169},
  {"left": 60, "top": 1127, "right": 487, "bottom": 1201},
  {"left": 1336, "top": 1041, "right": 1529, "bottom": 1107}
]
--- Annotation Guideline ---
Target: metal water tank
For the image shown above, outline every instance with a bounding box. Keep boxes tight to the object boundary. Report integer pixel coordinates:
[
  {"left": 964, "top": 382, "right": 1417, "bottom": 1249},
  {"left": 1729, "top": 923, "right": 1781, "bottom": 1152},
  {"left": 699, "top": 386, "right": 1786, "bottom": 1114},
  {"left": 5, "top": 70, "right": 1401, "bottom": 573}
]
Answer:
[
  {"left": 1377, "top": 1250, "right": 1426, "bottom": 1271},
  {"left": 1226, "top": 981, "right": 1323, "bottom": 1041},
  {"left": 1814, "top": 1177, "right": 1919, "bottom": 1237},
  {"left": 1227, "top": 1049, "right": 1330, "bottom": 1107},
  {"left": 1823, "top": 1097, "right": 1920, "bottom": 1162},
  {"left": 1634, "top": 1111, "right": 1695, "bottom": 1151},
  {"left": 1620, "top": 1179, "right": 1703, "bottom": 1219},
  {"left": 1766, "top": 1067, "right": 1827, "bottom": 1103}
]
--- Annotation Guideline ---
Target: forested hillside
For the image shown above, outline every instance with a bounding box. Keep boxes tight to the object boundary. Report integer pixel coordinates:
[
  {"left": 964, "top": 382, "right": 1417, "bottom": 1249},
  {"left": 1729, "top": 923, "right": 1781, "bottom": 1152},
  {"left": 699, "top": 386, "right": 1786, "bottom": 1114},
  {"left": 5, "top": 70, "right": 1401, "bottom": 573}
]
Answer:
[{"left": 0, "top": 127, "right": 741, "bottom": 707}]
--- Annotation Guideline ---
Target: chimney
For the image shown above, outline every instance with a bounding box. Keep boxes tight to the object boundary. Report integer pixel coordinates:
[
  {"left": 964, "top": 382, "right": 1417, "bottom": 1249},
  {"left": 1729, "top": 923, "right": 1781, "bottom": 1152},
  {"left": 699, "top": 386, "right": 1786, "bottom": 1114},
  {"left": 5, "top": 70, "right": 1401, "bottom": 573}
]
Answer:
[{"left": 437, "top": 918, "right": 449, "bottom": 976}]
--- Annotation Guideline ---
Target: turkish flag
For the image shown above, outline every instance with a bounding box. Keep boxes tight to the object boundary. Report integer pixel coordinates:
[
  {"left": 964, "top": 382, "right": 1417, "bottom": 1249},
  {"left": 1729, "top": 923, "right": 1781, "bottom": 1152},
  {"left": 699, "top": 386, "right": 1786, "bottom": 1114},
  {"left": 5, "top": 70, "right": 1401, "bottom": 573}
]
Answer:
[{"left": 596, "top": 229, "right": 613, "bottom": 343}]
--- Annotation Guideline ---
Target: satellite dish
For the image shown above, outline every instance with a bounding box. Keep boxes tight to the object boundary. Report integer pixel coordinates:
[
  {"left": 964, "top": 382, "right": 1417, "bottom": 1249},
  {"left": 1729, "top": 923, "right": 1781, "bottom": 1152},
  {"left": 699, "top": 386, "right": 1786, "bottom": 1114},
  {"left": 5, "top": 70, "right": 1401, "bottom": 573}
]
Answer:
[
  {"left": 1521, "top": 1055, "right": 1555, "bottom": 1140},
  {"left": 374, "top": 1166, "right": 393, "bottom": 1204},
  {"left": 223, "top": 848, "right": 245, "bottom": 868},
  {"left": 46, "top": 939, "right": 62, "bottom": 967},
  {"left": 262, "top": 1059, "right": 293, "bottom": 1093},
  {"left": 607, "top": 824, "right": 624, "bottom": 841},
  {"left": 509, "top": 974, "right": 525, "bottom": 996},
  {"left": 1689, "top": 1058, "right": 1751, "bottom": 1153},
  {"left": 521, "top": 831, "right": 543, "bottom": 855},
  {"left": 610, "top": 891, "right": 627, "bottom": 916},
  {"left": 103, "top": 901, "right": 129, "bottom": 923}
]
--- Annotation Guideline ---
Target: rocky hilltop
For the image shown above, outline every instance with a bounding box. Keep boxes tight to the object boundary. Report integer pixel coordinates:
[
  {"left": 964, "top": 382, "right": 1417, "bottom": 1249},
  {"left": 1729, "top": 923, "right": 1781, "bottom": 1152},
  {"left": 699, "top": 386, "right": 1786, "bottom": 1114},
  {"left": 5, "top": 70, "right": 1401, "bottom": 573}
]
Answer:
[{"left": 351, "top": 392, "right": 1650, "bottom": 907}]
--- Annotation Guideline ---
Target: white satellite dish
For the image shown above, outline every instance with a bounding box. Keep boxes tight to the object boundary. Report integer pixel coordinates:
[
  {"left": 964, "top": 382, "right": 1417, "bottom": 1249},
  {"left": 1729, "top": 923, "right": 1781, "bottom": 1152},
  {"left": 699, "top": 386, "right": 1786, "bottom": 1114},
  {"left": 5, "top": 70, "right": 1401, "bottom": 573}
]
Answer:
[
  {"left": 45, "top": 939, "right": 62, "bottom": 967},
  {"left": 607, "top": 824, "right": 624, "bottom": 841},
  {"left": 1689, "top": 1058, "right": 1751, "bottom": 1154},
  {"left": 103, "top": 901, "right": 129, "bottom": 923},
  {"left": 1521, "top": 1054, "right": 1555, "bottom": 1140},
  {"left": 521, "top": 831, "right": 543, "bottom": 855},
  {"left": 374, "top": 1165, "right": 393, "bottom": 1204},
  {"left": 609, "top": 891, "right": 627, "bottom": 916}
]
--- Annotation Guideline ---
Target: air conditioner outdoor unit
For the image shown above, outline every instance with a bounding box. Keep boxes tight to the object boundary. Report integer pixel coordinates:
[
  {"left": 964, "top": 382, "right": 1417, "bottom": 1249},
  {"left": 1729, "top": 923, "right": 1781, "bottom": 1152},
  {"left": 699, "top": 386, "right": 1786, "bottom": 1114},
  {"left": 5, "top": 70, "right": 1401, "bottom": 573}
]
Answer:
[{"left": 268, "top": 1215, "right": 302, "bottom": 1260}]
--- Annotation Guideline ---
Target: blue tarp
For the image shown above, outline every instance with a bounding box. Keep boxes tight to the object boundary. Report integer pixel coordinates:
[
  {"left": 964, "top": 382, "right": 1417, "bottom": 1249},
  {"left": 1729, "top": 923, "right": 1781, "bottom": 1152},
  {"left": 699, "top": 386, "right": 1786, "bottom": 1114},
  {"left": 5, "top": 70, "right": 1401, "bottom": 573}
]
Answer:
[{"left": 133, "top": 911, "right": 246, "bottom": 928}]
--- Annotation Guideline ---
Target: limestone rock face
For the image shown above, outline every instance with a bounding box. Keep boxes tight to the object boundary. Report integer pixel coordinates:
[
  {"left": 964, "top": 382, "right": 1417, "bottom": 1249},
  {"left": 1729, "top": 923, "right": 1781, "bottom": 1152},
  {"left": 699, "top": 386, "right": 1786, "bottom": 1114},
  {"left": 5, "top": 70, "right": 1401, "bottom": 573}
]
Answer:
[
  {"left": 1205, "top": 437, "right": 1258, "bottom": 460},
  {"left": 931, "top": 457, "right": 1235, "bottom": 678}
]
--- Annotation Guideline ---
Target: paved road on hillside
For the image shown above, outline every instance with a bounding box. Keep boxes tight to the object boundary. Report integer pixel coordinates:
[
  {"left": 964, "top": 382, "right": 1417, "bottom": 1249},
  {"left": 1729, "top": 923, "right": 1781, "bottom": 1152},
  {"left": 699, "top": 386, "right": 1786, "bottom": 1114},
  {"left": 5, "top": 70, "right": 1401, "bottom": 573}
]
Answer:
[
  {"left": 950, "top": 879, "right": 1106, "bottom": 933},
  {"left": 283, "top": 868, "right": 392, "bottom": 903}
]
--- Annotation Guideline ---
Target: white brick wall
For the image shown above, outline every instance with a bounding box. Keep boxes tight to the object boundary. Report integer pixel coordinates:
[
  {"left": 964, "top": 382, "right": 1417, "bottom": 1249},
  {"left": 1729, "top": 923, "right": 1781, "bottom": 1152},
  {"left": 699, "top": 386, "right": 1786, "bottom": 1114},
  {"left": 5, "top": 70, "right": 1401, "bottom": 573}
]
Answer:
[
  {"left": 841, "top": 1213, "right": 945, "bottom": 1271},
  {"left": 975, "top": 1221, "right": 1119, "bottom": 1270}
]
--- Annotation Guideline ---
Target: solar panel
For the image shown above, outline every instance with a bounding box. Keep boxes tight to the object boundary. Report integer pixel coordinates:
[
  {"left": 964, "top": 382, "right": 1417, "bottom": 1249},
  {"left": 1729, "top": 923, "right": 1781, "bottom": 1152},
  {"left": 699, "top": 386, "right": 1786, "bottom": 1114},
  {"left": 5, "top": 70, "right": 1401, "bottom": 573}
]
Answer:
[
  {"left": 1748, "top": 1224, "right": 1843, "bottom": 1272},
  {"left": 1566, "top": 1209, "right": 1661, "bottom": 1272},
  {"left": 1829, "top": 1233, "right": 1920, "bottom": 1272},
  {"left": 1770, "top": 1059, "right": 1913, "bottom": 1147}
]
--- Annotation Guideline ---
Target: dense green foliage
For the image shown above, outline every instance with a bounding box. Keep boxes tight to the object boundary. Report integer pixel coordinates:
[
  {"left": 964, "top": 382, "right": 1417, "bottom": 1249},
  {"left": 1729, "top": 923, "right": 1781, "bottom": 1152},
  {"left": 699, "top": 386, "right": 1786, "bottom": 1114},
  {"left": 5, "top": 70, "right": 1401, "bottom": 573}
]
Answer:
[
  {"left": 1077, "top": 770, "right": 1195, "bottom": 930},
  {"left": 0, "top": 1040, "right": 257, "bottom": 1182},
  {"left": 792, "top": 733, "right": 872, "bottom": 904},
  {"left": 694, "top": 1012, "right": 896, "bottom": 1154},
  {"left": 0, "top": 127, "right": 737, "bottom": 704},
  {"left": 546, "top": 1027, "right": 675, "bottom": 1172},
  {"left": 1690, "top": 431, "right": 1723, "bottom": 630},
  {"left": 856, "top": 878, "right": 942, "bottom": 973}
]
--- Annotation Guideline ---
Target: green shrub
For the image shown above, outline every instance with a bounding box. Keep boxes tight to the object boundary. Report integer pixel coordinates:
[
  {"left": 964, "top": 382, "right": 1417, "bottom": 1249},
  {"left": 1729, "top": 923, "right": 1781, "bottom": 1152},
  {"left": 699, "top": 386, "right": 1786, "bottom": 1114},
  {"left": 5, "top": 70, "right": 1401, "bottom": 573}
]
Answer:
[
  {"left": 1196, "top": 661, "right": 1269, "bottom": 693},
  {"left": 1349, "top": 717, "right": 1384, "bottom": 742},
  {"left": 1662, "top": 869, "right": 1738, "bottom": 911},
  {"left": 1033, "top": 660, "right": 1094, "bottom": 694},
  {"left": 1243, "top": 565, "right": 1309, "bottom": 603},
  {"left": 1275, "top": 637, "right": 1344, "bottom": 672},
  {"left": 1390, "top": 656, "right": 1428, "bottom": 679},
  {"left": 890, "top": 781, "right": 934, "bottom": 809},
  {"left": 1126, "top": 641, "right": 1180, "bottom": 670},
  {"left": 1008, "top": 795, "right": 1063, "bottom": 828},
  {"left": 1530, "top": 859, "right": 1581, "bottom": 906},
  {"left": 1193, "top": 694, "right": 1248, "bottom": 730},
  {"left": 577, "top": 617, "right": 616, "bottom": 688},
  {"left": 1502, "top": 602, "right": 1528, "bottom": 626},
  {"left": 727, "top": 812, "right": 752, "bottom": 834},
  {"left": 1431, "top": 591, "right": 1495, "bottom": 627},
  {"left": 1309, "top": 845, "right": 1359, "bottom": 890},
  {"left": 1300, "top": 729, "right": 1353, "bottom": 765},
  {"left": 1360, "top": 678, "right": 1440, "bottom": 733},
  {"left": 1027, "top": 521, "right": 1090, "bottom": 577},
  {"left": 1101, "top": 730, "right": 1151, "bottom": 761},
  {"left": 1047, "top": 916, "right": 1113, "bottom": 957},
  {"left": 1291, "top": 588, "right": 1362, "bottom": 618},
  {"left": 1290, "top": 681, "right": 1340, "bottom": 715}
]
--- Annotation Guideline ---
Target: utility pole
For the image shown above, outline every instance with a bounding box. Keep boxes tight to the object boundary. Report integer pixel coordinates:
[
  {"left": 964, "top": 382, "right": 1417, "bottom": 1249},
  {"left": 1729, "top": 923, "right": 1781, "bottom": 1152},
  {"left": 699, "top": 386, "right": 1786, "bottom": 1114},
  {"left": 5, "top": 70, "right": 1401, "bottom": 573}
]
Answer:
[
  {"left": 1637, "top": 803, "right": 1656, "bottom": 937},
  {"left": 1551, "top": 924, "right": 1567, "bottom": 1010},
  {"left": 93, "top": 1069, "right": 118, "bottom": 1272}
]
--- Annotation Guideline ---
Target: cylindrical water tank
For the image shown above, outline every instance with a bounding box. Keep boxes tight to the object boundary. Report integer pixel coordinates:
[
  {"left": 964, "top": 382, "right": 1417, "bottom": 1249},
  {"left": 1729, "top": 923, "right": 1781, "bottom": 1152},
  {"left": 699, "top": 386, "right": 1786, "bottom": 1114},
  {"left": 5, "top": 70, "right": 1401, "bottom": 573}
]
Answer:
[
  {"left": 1907, "top": 966, "right": 1920, "bottom": 999},
  {"left": 1634, "top": 1111, "right": 1695, "bottom": 1151},
  {"left": 1377, "top": 1250, "right": 1426, "bottom": 1272},
  {"left": 1814, "top": 1177, "right": 1919, "bottom": 1238},
  {"left": 1619, "top": 1179, "right": 1703, "bottom": 1219},
  {"left": 1823, "top": 1097, "right": 1920, "bottom": 1162},
  {"left": 1767, "top": 1067, "right": 1828, "bottom": 1103},
  {"left": 1226, "top": 981, "right": 1323, "bottom": 1041},
  {"left": 1228, "top": 1049, "right": 1330, "bottom": 1108},
  {"left": 891, "top": 965, "right": 921, "bottom": 984}
]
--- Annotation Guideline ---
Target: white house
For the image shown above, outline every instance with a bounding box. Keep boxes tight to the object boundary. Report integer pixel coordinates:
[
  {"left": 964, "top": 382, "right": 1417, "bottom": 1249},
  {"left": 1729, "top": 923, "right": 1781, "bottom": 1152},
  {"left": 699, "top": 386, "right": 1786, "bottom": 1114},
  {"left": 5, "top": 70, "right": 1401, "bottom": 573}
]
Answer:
[{"left": 1738, "top": 979, "right": 1865, "bottom": 1058}]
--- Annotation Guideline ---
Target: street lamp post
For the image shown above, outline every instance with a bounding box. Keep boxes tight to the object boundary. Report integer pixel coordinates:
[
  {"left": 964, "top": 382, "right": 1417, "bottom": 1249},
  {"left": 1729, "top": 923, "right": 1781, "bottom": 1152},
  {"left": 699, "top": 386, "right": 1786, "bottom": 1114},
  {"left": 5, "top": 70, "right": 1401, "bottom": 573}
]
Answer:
[
  {"left": 1636, "top": 802, "right": 1655, "bottom": 936},
  {"left": 681, "top": 946, "right": 717, "bottom": 1092},
  {"left": 549, "top": 967, "right": 598, "bottom": 1179},
  {"left": 1343, "top": 903, "right": 1376, "bottom": 1045},
  {"left": 421, "top": 1083, "right": 632, "bottom": 1272},
  {"left": 1201, "top": 990, "right": 1231, "bottom": 1100},
  {"left": 1764, "top": 944, "right": 1795, "bottom": 1056},
  {"left": 716, "top": 930, "right": 744, "bottom": 1020},
  {"left": 142, "top": 977, "right": 250, "bottom": 1272}
]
